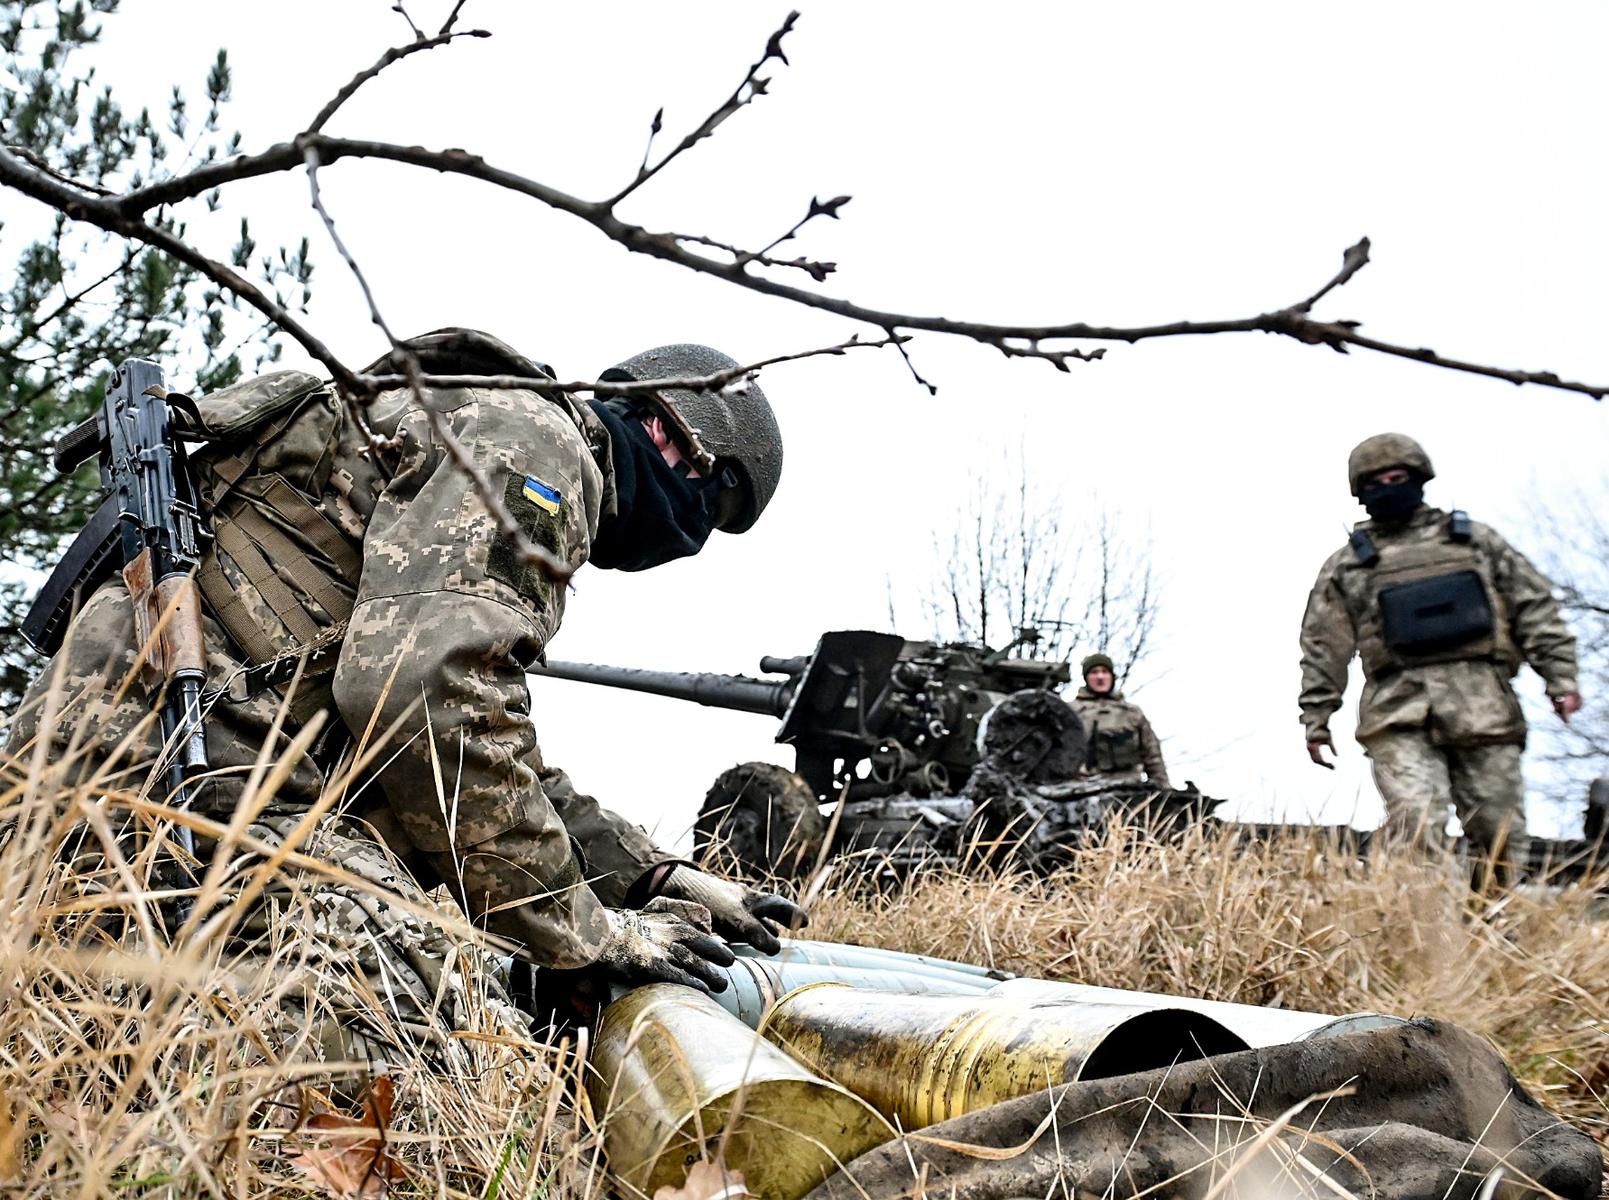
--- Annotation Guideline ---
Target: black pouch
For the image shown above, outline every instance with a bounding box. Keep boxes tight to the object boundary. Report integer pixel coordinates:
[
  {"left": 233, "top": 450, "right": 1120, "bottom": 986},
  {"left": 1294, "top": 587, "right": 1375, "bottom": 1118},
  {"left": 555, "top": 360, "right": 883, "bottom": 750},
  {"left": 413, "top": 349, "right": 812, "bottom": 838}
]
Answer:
[{"left": 1378, "top": 569, "right": 1494, "bottom": 655}]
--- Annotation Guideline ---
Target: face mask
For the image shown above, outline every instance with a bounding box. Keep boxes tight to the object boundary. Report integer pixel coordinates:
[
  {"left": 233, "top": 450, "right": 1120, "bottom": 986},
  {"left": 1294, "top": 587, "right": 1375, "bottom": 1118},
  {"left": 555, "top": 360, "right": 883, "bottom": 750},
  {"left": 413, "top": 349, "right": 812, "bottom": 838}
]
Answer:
[
  {"left": 1357, "top": 478, "right": 1425, "bottom": 524},
  {"left": 587, "top": 400, "right": 717, "bottom": 571}
]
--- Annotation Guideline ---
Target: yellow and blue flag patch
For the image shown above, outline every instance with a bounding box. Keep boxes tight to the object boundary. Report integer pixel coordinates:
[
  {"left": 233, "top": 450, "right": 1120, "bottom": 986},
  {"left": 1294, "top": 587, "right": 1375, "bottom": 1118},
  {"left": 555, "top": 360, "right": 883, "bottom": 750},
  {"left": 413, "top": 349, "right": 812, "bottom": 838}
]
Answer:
[{"left": 521, "top": 475, "right": 562, "bottom": 515}]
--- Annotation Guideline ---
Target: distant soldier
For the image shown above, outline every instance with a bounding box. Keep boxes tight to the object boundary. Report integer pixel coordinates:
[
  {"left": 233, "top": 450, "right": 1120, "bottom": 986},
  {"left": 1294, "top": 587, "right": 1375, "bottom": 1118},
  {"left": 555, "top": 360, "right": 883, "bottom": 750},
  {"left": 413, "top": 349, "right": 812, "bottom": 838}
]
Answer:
[
  {"left": 1299, "top": 433, "right": 1581, "bottom": 865},
  {"left": 1069, "top": 653, "right": 1171, "bottom": 788}
]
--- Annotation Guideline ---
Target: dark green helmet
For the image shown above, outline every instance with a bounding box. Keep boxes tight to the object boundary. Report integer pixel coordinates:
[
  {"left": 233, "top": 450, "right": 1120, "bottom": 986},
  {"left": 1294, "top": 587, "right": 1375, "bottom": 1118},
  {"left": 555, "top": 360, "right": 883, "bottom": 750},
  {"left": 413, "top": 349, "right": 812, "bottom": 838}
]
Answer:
[{"left": 600, "top": 345, "right": 783, "bottom": 534}]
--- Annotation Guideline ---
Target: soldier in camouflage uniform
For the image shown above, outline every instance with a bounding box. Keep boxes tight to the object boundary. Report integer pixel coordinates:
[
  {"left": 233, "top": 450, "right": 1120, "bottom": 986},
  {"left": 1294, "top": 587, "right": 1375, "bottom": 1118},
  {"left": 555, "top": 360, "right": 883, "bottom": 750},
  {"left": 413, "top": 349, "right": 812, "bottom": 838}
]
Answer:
[
  {"left": 5, "top": 330, "right": 803, "bottom": 1050},
  {"left": 1068, "top": 653, "right": 1171, "bottom": 788},
  {"left": 1299, "top": 433, "right": 1581, "bottom": 862}
]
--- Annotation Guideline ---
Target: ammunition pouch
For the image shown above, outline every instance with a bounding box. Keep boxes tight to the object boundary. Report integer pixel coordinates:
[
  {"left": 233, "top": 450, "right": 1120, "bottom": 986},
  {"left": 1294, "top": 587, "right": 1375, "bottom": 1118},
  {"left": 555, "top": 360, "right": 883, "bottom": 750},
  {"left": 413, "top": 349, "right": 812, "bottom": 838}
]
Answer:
[
  {"left": 181, "top": 371, "right": 356, "bottom": 723},
  {"left": 1378, "top": 570, "right": 1495, "bottom": 656},
  {"left": 1094, "top": 727, "right": 1142, "bottom": 773},
  {"left": 1347, "top": 512, "right": 1518, "bottom": 678}
]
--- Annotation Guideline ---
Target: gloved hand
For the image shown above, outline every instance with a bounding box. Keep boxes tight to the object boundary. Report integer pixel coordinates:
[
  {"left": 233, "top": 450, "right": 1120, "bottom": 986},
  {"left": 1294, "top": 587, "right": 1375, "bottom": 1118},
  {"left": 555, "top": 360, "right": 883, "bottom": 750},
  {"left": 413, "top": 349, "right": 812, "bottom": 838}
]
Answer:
[
  {"left": 658, "top": 866, "right": 808, "bottom": 955},
  {"left": 593, "top": 897, "right": 737, "bottom": 993}
]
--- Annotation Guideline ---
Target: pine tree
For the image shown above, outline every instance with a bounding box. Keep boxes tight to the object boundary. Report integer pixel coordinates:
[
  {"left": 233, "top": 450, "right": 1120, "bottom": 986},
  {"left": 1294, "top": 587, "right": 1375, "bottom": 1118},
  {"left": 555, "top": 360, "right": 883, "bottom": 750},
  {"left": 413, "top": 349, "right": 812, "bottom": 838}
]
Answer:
[{"left": 0, "top": 0, "right": 310, "bottom": 705}]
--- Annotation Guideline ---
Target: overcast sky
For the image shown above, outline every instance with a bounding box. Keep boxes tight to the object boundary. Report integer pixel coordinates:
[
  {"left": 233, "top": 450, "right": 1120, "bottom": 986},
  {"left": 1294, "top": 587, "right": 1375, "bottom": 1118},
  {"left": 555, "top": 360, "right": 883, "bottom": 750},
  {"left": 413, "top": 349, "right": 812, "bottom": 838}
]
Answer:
[{"left": 13, "top": 1, "right": 1608, "bottom": 843}]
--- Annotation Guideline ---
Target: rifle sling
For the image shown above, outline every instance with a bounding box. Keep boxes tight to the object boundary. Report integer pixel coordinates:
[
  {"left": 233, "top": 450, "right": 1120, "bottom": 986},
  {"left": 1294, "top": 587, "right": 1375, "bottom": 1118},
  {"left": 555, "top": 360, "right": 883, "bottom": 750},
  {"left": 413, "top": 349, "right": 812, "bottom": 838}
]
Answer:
[{"left": 23, "top": 494, "right": 122, "bottom": 655}]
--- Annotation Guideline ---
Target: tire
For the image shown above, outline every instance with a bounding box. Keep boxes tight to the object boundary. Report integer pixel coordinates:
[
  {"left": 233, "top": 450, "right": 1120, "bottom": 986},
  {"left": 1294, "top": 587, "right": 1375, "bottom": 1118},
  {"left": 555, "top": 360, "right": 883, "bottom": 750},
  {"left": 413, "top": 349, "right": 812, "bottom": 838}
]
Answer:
[{"left": 695, "top": 761, "right": 826, "bottom": 878}]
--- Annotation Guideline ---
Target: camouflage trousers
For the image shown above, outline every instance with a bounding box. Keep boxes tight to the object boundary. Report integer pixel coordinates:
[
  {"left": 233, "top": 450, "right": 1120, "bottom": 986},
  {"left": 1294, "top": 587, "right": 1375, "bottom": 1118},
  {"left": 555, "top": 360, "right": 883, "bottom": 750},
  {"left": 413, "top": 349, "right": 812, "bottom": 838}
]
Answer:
[
  {"left": 229, "top": 813, "right": 533, "bottom": 1074},
  {"left": 4, "top": 580, "right": 531, "bottom": 1072},
  {"left": 1362, "top": 730, "right": 1527, "bottom": 859}
]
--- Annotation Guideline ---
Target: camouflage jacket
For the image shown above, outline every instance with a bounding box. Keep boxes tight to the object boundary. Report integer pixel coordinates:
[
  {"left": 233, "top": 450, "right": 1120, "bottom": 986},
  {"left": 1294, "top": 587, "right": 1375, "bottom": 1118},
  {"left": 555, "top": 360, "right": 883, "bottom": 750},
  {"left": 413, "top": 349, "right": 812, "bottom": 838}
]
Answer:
[
  {"left": 181, "top": 339, "right": 673, "bottom": 968},
  {"left": 1068, "top": 687, "right": 1170, "bottom": 787},
  {"left": 1298, "top": 505, "right": 1577, "bottom": 745}
]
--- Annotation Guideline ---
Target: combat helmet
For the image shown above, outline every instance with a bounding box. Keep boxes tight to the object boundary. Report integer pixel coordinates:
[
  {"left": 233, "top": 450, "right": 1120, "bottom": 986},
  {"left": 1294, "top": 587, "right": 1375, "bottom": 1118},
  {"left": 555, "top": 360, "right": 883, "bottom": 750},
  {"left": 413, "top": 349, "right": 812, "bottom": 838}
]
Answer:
[
  {"left": 600, "top": 344, "right": 783, "bottom": 533},
  {"left": 1347, "top": 433, "right": 1435, "bottom": 496}
]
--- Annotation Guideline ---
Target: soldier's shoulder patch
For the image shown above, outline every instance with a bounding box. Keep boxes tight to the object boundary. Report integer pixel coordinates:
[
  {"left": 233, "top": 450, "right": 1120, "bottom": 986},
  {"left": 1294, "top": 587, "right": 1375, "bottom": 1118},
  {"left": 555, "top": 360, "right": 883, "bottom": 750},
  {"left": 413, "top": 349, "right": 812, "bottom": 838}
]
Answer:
[
  {"left": 488, "top": 469, "right": 568, "bottom": 606},
  {"left": 521, "top": 474, "right": 562, "bottom": 514}
]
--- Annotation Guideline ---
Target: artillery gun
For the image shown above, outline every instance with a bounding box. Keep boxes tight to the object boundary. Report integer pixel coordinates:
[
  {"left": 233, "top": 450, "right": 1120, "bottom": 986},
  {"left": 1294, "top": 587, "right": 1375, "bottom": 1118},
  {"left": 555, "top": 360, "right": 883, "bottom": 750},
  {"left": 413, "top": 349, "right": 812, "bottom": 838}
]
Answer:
[{"left": 531, "top": 629, "right": 1217, "bottom": 874}]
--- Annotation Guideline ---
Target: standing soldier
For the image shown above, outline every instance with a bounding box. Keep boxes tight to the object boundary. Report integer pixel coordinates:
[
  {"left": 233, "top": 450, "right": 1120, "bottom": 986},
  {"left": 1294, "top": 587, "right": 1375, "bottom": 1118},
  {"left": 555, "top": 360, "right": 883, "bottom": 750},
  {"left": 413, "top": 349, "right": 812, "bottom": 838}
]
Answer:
[
  {"left": 1299, "top": 433, "right": 1581, "bottom": 868},
  {"left": 1069, "top": 652, "right": 1171, "bottom": 788}
]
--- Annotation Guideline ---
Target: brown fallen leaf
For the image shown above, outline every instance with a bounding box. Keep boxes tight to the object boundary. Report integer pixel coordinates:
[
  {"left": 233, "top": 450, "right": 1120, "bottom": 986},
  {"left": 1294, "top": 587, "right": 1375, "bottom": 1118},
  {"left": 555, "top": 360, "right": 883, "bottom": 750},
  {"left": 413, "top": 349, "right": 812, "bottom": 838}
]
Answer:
[
  {"left": 287, "top": 1077, "right": 407, "bottom": 1200},
  {"left": 653, "top": 1159, "right": 751, "bottom": 1200}
]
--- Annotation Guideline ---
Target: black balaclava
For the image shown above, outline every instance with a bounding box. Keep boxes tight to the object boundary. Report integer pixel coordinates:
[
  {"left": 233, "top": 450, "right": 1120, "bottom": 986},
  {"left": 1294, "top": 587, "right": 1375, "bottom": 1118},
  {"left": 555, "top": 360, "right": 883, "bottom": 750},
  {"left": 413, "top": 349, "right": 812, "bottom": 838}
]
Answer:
[
  {"left": 1357, "top": 476, "right": 1426, "bottom": 524},
  {"left": 588, "top": 399, "right": 717, "bottom": 571}
]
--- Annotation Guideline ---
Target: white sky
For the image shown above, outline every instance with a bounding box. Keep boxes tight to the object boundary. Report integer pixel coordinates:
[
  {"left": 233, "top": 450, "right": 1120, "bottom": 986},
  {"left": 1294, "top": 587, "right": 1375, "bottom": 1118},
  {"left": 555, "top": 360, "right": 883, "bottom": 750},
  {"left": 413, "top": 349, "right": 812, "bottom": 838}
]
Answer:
[{"left": 11, "top": 1, "right": 1608, "bottom": 844}]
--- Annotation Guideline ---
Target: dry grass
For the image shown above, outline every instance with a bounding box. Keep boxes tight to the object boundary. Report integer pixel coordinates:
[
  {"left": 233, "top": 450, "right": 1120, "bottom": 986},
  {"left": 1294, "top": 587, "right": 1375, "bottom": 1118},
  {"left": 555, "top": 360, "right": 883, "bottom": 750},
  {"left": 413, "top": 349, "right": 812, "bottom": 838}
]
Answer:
[
  {"left": 811, "top": 823, "right": 1609, "bottom": 1141},
  {"left": 1, "top": 694, "right": 1605, "bottom": 1197}
]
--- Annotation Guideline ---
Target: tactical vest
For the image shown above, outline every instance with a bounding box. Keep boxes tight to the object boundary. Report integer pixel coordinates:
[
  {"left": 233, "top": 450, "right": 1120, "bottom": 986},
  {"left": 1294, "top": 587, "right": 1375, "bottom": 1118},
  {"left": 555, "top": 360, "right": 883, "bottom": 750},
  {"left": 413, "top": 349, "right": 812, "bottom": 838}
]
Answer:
[
  {"left": 1076, "top": 697, "right": 1144, "bottom": 772},
  {"left": 183, "top": 370, "right": 362, "bottom": 721},
  {"left": 1342, "top": 515, "right": 1518, "bottom": 678}
]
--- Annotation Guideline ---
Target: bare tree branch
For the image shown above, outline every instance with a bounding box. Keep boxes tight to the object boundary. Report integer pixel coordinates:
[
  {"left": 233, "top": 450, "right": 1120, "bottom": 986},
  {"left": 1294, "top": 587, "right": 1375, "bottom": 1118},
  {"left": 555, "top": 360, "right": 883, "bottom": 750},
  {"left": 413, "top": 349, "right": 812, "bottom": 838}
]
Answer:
[
  {"left": 357, "top": 332, "right": 908, "bottom": 395},
  {"left": 304, "top": 29, "right": 491, "bottom": 135},
  {"left": 1, "top": 143, "right": 113, "bottom": 196},
  {"left": 1289, "top": 237, "right": 1371, "bottom": 315},
  {"left": 0, "top": 146, "right": 358, "bottom": 391},
  {"left": 101, "top": 133, "right": 1607, "bottom": 400},
  {"left": 606, "top": 11, "right": 800, "bottom": 207}
]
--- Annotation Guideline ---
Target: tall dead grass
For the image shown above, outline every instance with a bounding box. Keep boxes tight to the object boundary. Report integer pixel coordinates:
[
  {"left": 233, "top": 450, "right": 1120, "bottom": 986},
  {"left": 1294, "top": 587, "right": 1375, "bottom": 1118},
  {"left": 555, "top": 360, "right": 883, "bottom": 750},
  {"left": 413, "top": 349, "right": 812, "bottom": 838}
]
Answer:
[
  {"left": 0, "top": 685, "right": 1605, "bottom": 1197},
  {"left": 811, "top": 823, "right": 1609, "bottom": 1141},
  {"left": 0, "top": 678, "right": 609, "bottom": 1200}
]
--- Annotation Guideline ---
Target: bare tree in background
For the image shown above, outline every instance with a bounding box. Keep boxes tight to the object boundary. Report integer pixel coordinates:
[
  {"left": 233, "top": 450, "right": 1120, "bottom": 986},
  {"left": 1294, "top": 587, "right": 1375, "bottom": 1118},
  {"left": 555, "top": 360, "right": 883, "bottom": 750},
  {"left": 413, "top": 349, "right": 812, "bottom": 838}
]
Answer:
[
  {"left": 1527, "top": 489, "right": 1609, "bottom": 813},
  {"left": 903, "top": 452, "right": 1159, "bottom": 680}
]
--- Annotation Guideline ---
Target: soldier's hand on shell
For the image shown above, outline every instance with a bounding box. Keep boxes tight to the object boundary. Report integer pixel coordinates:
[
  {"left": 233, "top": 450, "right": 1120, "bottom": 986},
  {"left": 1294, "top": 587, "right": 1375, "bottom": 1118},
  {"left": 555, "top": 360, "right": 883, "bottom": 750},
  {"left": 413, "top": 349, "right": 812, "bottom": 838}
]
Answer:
[
  {"left": 658, "top": 866, "right": 808, "bottom": 955},
  {"left": 595, "top": 897, "right": 737, "bottom": 993}
]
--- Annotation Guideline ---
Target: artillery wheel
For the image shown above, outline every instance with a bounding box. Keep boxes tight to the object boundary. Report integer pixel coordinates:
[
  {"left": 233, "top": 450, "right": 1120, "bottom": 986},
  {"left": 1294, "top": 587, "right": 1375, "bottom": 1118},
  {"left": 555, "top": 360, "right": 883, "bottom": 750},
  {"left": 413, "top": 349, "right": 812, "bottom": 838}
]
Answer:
[
  {"left": 695, "top": 761, "right": 826, "bottom": 879},
  {"left": 977, "top": 689, "right": 1086, "bottom": 784}
]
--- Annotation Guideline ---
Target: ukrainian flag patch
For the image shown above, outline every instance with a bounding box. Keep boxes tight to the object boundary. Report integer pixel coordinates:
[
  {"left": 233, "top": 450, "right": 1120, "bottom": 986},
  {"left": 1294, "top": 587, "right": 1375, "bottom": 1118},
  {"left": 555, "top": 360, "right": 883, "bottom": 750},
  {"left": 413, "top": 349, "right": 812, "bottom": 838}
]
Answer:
[{"left": 521, "top": 475, "right": 562, "bottom": 514}]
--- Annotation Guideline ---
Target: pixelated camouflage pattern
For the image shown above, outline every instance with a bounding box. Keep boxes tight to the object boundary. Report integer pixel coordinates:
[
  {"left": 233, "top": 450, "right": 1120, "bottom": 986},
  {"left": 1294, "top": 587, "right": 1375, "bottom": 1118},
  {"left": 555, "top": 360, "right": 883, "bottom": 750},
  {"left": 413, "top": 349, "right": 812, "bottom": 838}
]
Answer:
[
  {"left": 1299, "top": 505, "right": 1578, "bottom": 745},
  {"left": 8, "top": 362, "right": 675, "bottom": 975},
  {"left": 1068, "top": 688, "right": 1170, "bottom": 787},
  {"left": 1346, "top": 432, "right": 1436, "bottom": 494},
  {"left": 1364, "top": 732, "right": 1525, "bottom": 854},
  {"left": 232, "top": 812, "right": 533, "bottom": 1071},
  {"left": 5, "top": 579, "right": 328, "bottom": 816}
]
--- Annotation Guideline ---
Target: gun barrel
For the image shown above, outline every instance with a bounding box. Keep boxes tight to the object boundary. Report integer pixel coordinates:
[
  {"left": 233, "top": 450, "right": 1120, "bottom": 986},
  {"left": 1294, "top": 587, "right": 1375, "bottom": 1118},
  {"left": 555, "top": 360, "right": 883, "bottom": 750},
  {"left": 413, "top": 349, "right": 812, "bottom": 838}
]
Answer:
[{"left": 532, "top": 660, "right": 793, "bottom": 717}]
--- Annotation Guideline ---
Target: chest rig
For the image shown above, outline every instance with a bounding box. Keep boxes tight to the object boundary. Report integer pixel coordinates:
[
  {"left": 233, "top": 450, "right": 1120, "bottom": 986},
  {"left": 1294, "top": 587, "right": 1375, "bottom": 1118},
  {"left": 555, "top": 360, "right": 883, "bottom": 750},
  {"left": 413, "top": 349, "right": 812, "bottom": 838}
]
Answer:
[
  {"left": 185, "top": 370, "right": 367, "bottom": 722},
  {"left": 1078, "top": 697, "right": 1144, "bottom": 772},
  {"left": 1343, "top": 511, "right": 1517, "bottom": 677}
]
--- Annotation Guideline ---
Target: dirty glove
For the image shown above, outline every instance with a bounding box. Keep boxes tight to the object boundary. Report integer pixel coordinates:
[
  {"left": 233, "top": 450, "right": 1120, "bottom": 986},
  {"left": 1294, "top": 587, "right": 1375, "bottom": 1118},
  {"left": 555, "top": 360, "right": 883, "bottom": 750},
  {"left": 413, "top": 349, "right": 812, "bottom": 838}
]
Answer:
[
  {"left": 658, "top": 866, "right": 808, "bottom": 955},
  {"left": 594, "top": 897, "right": 736, "bottom": 993}
]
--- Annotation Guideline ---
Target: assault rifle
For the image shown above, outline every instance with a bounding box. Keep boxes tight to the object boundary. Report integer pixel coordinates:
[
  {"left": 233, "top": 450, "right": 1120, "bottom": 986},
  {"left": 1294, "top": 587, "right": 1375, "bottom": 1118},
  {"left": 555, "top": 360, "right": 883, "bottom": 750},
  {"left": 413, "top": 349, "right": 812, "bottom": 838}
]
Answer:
[{"left": 26, "top": 359, "right": 212, "bottom": 872}]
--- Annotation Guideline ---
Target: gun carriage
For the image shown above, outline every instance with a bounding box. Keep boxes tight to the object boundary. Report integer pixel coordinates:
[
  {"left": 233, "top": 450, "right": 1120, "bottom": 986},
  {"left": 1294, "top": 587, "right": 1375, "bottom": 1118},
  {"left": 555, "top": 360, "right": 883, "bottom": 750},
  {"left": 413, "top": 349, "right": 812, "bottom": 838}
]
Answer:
[{"left": 532, "top": 629, "right": 1217, "bottom": 874}]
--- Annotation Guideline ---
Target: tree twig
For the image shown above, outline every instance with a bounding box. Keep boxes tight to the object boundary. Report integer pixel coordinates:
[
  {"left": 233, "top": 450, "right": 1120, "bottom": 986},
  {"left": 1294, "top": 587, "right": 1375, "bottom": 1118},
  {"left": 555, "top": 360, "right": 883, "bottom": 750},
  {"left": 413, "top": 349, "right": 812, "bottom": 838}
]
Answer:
[
  {"left": 304, "top": 29, "right": 491, "bottom": 135},
  {"left": 357, "top": 331, "right": 907, "bottom": 395},
  {"left": 1288, "top": 237, "right": 1371, "bottom": 315},
  {"left": 0, "top": 146, "right": 358, "bottom": 392},
  {"left": 605, "top": 11, "right": 800, "bottom": 208},
  {"left": 301, "top": 143, "right": 574, "bottom": 585}
]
